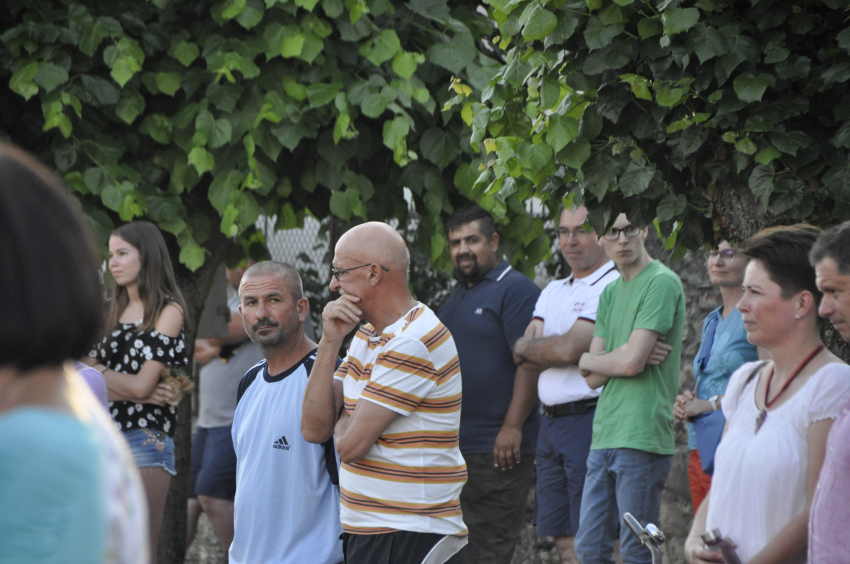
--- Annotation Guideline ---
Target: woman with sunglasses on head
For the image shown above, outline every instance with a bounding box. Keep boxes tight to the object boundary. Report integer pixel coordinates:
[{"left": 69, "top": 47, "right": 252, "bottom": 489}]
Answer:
[
  {"left": 86, "top": 221, "right": 188, "bottom": 563},
  {"left": 685, "top": 225, "right": 850, "bottom": 564}
]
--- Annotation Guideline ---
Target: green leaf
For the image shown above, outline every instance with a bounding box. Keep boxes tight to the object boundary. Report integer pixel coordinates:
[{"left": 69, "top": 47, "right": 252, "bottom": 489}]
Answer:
[
  {"left": 558, "top": 138, "right": 591, "bottom": 170},
  {"left": 115, "top": 92, "right": 145, "bottom": 124},
  {"left": 295, "top": 0, "right": 321, "bottom": 10},
  {"left": 329, "top": 190, "right": 351, "bottom": 221},
  {"left": 174, "top": 41, "right": 200, "bottom": 66},
  {"left": 306, "top": 82, "right": 341, "bottom": 107},
  {"left": 546, "top": 115, "right": 578, "bottom": 153},
  {"left": 82, "top": 75, "right": 120, "bottom": 105},
  {"left": 769, "top": 130, "right": 809, "bottom": 156},
  {"left": 584, "top": 17, "right": 624, "bottom": 51},
  {"left": 539, "top": 76, "right": 561, "bottom": 110},
  {"left": 620, "top": 74, "right": 652, "bottom": 100},
  {"left": 749, "top": 165, "right": 775, "bottom": 207},
  {"left": 208, "top": 119, "right": 233, "bottom": 148},
  {"left": 523, "top": 8, "right": 558, "bottom": 42},
  {"left": 392, "top": 51, "right": 420, "bottom": 79},
  {"left": 735, "top": 137, "right": 757, "bottom": 155},
  {"left": 9, "top": 62, "right": 39, "bottom": 100},
  {"left": 426, "top": 31, "right": 477, "bottom": 74},
  {"left": 156, "top": 72, "right": 182, "bottom": 96},
  {"left": 733, "top": 72, "right": 775, "bottom": 103},
  {"left": 179, "top": 238, "right": 206, "bottom": 271},
  {"left": 517, "top": 143, "right": 554, "bottom": 172},
  {"left": 236, "top": 0, "right": 264, "bottom": 29},
  {"left": 361, "top": 30, "right": 401, "bottom": 67},
  {"left": 282, "top": 33, "right": 305, "bottom": 57},
  {"left": 655, "top": 85, "right": 685, "bottom": 107},
  {"left": 837, "top": 28, "right": 850, "bottom": 51},
  {"left": 322, "top": 0, "right": 344, "bottom": 17},
  {"left": 33, "top": 63, "right": 69, "bottom": 93},
  {"left": 189, "top": 146, "right": 215, "bottom": 175},
  {"left": 139, "top": 114, "right": 172, "bottom": 144},
  {"left": 420, "top": 128, "right": 461, "bottom": 169},
  {"left": 693, "top": 26, "right": 728, "bottom": 63},
  {"left": 220, "top": 0, "right": 247, "bottom": 19},
  {"left": 620, "top": 159, "right": 656, "bottom": 196},
  {"left": 755, "top": 145, "right": 781, "bottom": 165},
  {"left": 637, "top": 17, "right": 662, "bottom": 39},
  {"left": 662, "top": 8, "right": 699, "bottom": 36},
  {"left": 361, "top": 92, "right": 388, "bottom": 117},
  {"left": 822, "top": 63, "right": 850, "bottom": 84},
  {"left": 599, "top": 4, "right": 628, "bottom": 25},
  {"left": 383, "top": 116, "right": 410, "bottom": 150},
  {"left": 656, "top": 193, "right": 687, "bottom": 221}
]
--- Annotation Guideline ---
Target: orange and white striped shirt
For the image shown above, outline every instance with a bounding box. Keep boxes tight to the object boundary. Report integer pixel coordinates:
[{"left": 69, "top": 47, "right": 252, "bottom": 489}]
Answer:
[{"left": 334, "top": 303, "right": 467, "bottom": 537}]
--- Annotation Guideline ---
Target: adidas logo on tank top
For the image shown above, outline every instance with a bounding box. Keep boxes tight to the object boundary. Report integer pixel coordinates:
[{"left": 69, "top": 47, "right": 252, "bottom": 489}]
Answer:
[{"left": 272, "top": 436, "right": 290, "bottom": 450}]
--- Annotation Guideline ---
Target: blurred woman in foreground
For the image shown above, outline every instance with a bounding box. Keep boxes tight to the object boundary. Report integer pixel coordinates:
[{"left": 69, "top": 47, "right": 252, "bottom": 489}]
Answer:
[
  {"left": 0, "top": 143, "right": 147, "bottom": 563},
  {"left": 685, "top": 225, "right": 850, "bottom": 564}
]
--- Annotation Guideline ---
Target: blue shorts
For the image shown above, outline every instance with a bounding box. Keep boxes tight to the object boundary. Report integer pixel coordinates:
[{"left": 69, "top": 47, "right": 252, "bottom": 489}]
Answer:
[
  {"left": 189, "top": 426, "right": 237, "bottom": 500},
  {"left": 534, "top": 408, "right": 595, "bottom": 537},
  {"left": 124, "top": 428, "right": 176, "bottom": 476}
]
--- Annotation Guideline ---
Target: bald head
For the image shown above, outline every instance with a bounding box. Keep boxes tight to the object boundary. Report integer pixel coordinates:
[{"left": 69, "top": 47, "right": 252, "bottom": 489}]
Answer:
[{"left": 336, "top": 222, "right": 410, "bottom": 279}]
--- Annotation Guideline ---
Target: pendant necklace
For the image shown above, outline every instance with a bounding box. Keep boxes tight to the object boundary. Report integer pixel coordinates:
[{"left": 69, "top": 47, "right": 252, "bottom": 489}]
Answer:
[{"left": 755, "top": 343, "right": 824, "bottom": 433}]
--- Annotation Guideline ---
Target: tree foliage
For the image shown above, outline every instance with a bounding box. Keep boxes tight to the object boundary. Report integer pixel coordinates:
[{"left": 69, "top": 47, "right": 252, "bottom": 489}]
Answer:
[
  {"left": 0, "top": 0, "right": 550, "bottom": 277},
  {"left": 446, "top": 0, "right": 850, "bottom": 255}
]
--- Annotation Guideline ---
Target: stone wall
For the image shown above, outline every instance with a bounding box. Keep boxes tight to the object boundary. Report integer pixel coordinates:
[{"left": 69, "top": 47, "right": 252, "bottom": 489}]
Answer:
[{"left": 512, "top": 244, "right": 721, "bottom": 564}]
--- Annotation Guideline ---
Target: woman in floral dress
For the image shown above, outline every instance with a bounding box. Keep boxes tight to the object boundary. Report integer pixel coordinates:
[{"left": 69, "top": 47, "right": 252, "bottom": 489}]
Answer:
[{"left": 87, "top": 221, "right": 188, "bottom": 563}]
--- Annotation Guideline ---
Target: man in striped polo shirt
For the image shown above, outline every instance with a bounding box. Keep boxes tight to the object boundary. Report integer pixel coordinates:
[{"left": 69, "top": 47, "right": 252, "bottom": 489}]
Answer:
[{"left": 302, "top": 222, "right": 468, "bottom": 564}]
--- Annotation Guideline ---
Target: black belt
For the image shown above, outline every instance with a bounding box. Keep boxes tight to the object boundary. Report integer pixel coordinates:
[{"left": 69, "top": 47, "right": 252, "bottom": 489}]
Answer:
[{"left": 541, "top": 398, "right": 598, "bottom": 418}]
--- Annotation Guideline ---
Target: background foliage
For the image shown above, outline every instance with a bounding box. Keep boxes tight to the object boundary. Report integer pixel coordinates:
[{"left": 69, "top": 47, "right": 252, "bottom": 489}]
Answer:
[
  {"left": 445, "top": 0, "right": 850, "bottom": 255},
  {"left": 0, "top": 0, "right": 550, "bottom": 277}
]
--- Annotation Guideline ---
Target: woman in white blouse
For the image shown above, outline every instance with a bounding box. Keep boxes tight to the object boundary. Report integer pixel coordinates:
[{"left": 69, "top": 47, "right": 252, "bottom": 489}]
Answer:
[{"left": 685, "top": 224, "right": 850, "bottom": 564}]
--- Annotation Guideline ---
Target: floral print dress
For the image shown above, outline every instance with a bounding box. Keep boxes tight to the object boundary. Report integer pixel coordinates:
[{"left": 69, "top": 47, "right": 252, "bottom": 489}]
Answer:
[{"left": 90, "top": 322, "right": 188, "bottom": 437}]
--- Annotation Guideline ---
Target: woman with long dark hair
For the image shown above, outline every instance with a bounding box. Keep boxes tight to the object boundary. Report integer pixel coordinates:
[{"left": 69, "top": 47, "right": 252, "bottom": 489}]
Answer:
[{"left": 87, "top": 221, "right": 188, "bottom": 562}]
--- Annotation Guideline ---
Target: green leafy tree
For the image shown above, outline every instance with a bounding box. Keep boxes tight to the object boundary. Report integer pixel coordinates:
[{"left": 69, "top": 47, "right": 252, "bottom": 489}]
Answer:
[
  {"left": 447, "top": 0, "right": 850, "bottom": 255},
  {"left": 0, "top": 0, "right": 552, "bottom": 560}
]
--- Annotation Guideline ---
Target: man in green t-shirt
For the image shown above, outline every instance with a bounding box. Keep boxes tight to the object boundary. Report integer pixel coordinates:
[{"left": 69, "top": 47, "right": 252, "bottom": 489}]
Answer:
[{"left": 574, "top": 213, "right": 685, "bottom": 564}]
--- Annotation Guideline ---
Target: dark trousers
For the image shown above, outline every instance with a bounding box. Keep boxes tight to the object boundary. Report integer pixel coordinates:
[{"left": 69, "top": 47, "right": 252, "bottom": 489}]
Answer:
[
  {"left": 459, "top": 453, "right": 535, "bottom": 564},
  {"left": 345, "top": 531, "right": 467, "bottom": 564}
]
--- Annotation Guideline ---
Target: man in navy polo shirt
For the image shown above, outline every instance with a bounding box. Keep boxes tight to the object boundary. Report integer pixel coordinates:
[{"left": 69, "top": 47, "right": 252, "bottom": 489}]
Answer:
[{"left": 437, "top": 206, "right": 541, "bottom": 564}]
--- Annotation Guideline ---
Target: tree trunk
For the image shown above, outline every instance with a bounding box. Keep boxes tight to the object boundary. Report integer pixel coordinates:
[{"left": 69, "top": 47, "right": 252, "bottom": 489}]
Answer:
[{"left": 157, "top": 229, "right": 230, "bottom": 564}]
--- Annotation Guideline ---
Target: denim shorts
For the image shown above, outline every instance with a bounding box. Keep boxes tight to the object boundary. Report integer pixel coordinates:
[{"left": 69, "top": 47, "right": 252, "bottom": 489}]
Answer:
[{"left": 124, "top": 428, "right": 176, "bottom": 476}]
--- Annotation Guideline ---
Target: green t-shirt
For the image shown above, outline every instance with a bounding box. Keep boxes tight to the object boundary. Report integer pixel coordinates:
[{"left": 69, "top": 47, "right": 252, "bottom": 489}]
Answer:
[{"left": 591, "top": 260, "right": 685, "bottom": 455}]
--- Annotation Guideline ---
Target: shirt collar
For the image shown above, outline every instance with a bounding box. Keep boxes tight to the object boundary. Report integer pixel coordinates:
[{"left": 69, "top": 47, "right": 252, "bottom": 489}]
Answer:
[{"left": 567, "top": 260, "right": 617, "bottom": 287}]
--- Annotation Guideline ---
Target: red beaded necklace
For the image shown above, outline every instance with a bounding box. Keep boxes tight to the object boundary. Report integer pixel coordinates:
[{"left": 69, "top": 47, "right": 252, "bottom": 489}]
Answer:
[{"left": 754, "top": 343, "right": 825, "bottom": 433}]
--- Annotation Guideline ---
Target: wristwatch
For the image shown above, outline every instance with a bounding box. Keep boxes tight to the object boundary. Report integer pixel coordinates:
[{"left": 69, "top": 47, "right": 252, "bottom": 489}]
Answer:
[{"left": 708, "top": 395, "right": 720, "bottom": 411}]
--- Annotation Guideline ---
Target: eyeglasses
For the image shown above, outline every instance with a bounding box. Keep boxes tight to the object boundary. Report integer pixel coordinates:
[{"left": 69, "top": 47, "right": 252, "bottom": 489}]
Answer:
[
  {"left": 330, "top": 263, "right": 389, "bottom": 280},
  {"left": 603, "top": 224, "right": 641, "bottom": 241},
  {"left": 708, "top": 249, "right": 737, "bottom": 261},
  {"left": 559, "top": 227, "right": 593, "bottom": 239}
]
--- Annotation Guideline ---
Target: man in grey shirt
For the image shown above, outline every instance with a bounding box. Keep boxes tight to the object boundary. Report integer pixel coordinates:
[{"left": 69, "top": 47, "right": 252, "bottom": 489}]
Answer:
[{"left": 187, "top": 263, "right": 264, "bottom": 549}]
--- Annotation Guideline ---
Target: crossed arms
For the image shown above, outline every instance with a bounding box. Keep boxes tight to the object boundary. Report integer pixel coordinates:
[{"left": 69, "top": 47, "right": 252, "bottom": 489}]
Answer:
[{"left": 579, "top": 330, "right": 672, "bottom": 389}]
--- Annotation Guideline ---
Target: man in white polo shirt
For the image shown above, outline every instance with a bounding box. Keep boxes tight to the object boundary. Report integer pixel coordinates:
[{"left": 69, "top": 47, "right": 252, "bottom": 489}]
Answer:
[{"left": 512, "top": 205, "right": 621, "bottom": 564}]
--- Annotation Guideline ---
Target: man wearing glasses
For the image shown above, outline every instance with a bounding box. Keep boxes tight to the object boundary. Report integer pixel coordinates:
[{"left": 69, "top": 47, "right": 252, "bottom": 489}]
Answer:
[
  {"left": 437, "top": 205, "right": 541, "bottom": 564},
  {"left": 574, "top": 213, "right": 685, "bottom": 564},
  {"left": 302, "top": 222, "right": 468, "bottom": 564},
  {"left": 511, "top": 205, "right": 619, "bottom": 564}
]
